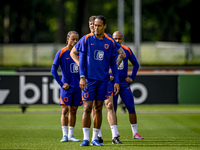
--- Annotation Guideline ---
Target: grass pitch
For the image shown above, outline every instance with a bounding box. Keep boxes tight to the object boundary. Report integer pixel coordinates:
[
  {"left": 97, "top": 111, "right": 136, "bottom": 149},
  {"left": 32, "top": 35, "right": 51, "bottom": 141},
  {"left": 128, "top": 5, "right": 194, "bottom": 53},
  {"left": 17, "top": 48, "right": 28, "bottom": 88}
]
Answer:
[{"left": 0, "top": 105, "right": 200, "bottom": 150}]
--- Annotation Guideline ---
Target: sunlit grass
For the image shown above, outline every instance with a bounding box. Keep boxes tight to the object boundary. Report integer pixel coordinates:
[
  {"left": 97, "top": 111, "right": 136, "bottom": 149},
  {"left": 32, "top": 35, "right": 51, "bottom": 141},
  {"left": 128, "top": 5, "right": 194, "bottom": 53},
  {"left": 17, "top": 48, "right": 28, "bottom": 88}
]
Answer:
[{"left": 0, "top": 105, "right": 200, "bottom": 150}]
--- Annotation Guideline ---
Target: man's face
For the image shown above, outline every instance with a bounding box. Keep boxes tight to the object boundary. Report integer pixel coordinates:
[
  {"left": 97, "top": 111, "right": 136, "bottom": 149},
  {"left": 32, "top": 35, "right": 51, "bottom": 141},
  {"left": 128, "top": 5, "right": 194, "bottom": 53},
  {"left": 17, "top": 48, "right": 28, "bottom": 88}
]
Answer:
[
  {"left": 89, "top": 20, "right": 95, "bottom": 33},
  {"left": 113, "top": 33, "right": 123, "bottom": 45},
  {"left": 94, "top": 19, "right": 106, "bottom": 36},
  {"left": 67, "top": 33, "right": 79, "bottom": 47}
]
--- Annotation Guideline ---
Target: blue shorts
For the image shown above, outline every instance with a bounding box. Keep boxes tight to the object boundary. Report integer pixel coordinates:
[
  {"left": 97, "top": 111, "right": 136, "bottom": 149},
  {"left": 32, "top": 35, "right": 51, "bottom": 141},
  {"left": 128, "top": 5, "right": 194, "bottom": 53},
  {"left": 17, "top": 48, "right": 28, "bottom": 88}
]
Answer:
[
  {"left": 82, "top": 79, "right": 108, "bottom": 101},
  {"left": 60, "top": 88, "right": 82, "bottom": 106},
  {"left": 113, "top": 86, "right": 135, "bottom": 114},
  {"left": 106, "top": 80, "right": 114, "bottom": 97}
]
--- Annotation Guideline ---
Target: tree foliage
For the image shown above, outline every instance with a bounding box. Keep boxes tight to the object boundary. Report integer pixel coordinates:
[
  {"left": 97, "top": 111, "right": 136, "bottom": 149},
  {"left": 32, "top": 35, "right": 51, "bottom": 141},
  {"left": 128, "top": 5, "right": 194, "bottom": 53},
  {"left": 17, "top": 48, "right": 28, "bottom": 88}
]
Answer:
[{"left": 0, "top": 0, "right": 198, "bottom": 43}]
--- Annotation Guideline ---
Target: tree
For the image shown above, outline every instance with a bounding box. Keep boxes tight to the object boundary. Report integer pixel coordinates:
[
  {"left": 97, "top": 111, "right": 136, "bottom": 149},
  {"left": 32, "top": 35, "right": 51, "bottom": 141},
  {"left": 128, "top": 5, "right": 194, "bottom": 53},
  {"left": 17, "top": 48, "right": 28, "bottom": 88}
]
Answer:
[{"left": 0, "top": 0, "right": 198, "bottom": 43}]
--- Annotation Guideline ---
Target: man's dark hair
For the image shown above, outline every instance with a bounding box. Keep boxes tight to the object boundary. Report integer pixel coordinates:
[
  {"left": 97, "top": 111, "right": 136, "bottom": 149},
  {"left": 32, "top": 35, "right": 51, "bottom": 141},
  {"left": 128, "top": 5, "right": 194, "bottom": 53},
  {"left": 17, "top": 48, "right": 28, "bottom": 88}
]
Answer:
[
  {"left": 67, "top": 31, "right": 78, "bottom": 38},
  {"left": 95, "top": 15, "right": 106, "bottom": 25}
]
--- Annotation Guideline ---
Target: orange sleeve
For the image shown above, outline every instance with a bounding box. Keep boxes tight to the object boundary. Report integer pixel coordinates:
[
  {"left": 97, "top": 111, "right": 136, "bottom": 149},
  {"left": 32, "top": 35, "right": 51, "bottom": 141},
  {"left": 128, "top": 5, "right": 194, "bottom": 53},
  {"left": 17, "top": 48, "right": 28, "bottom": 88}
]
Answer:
[
  {"left": 121, "top": 45, "right": 132, "bottom": 55},
  {"left": 84, "top": 33, "right": 94, "bottom": 44},
  {"left": 104, "top": 33, "right": 115, "bottom": 47},
  {"left": 59, "top": 47, "right": 68, "bottom": 58}
]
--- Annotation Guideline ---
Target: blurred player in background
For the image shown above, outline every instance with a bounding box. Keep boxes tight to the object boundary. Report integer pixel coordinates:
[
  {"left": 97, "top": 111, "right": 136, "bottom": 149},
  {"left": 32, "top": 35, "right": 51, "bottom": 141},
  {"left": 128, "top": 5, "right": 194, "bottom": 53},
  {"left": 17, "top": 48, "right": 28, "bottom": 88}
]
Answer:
[
  {"left": 101, "top": 37, "right": 125, "bottom": 144},
  {"left": 70, "top": 15, "right": 122, "bottom": 146},
  {"left": 112, "top": 31, "right": 144, "bottom": 140},
  {"left": 51, "top": 31, "right": 82, "bottom": 142},
  {"left": 89, "top": 16, "right": 96, "bottom": 34}
]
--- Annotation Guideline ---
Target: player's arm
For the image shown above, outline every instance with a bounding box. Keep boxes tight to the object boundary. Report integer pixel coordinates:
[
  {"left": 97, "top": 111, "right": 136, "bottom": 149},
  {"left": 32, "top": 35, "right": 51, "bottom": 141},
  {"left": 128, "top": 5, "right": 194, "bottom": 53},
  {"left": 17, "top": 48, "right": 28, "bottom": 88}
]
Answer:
[
  {"left": 116, "top": 47, "right": 125, "bottom": 67},
  {"left": 130, "top": 58, "right": 139, "bottom": 81},
  {"left": 79, "top": 51, "right": 87, "bottom": 91},
  {"left": 70, "top": 47, "right": 79, "bottom": 66},
  {"left": 126, "top": 52, "right": 139, "bottom": 83},
  {"left": 109, "top": 68, "right": 114, "bottom": 81},
  {"left": 51, "top": 63, "right": 70, "bottom": 90},
  {"left": 51, "top": 51, "right": 64, "bottom": 88},
  {"left": 51, "top": 64, "right": 63, "bottom": 87},
  {"left": 106, "top": 33, "right": 125, "bottom": 66},
  {"left": 110, "top": 56, "right": 120, "bottom": 95}
]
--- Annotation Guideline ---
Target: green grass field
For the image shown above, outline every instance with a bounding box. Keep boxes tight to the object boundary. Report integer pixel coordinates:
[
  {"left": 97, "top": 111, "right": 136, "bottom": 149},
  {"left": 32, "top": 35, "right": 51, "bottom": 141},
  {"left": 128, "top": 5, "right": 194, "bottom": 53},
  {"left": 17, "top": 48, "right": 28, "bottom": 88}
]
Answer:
[{"left": 0, "top": 105, "right": 200, "bottom": 150}]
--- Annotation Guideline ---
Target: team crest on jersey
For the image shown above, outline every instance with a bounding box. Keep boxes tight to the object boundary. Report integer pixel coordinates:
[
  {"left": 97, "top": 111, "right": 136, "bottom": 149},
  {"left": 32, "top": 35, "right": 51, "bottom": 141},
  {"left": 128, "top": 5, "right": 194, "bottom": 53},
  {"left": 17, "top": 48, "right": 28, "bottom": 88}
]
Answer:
[
  {"left": 118, "top": 61, "right": 124, "bottom": 70},
  {"left": 70, "top": 63, "right": 79, "bottom": 73},
  {"left": 104, "top": 44, "right": 109, "bottom": 49},
  {"left": 94, "top": 50, "right": 104, "bottom": 61}
]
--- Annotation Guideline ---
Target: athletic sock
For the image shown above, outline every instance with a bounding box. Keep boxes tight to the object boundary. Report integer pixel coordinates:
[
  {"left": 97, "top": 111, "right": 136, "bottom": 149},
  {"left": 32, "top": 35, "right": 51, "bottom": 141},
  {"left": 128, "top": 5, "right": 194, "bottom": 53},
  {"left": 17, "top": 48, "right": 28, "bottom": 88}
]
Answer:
[
  {"left": 116, "top": 125, "right": 120, "bottom": 136},
  {"left": 98, "top": 129, "right": 103, "bottom": 138},
  {"left": 131, "top": 124, "right": 138, "bottom": 135},
  {"left": 68, "top": 126, "right": 74, "bottom": 138},
  {"left": 62, "top": 126, "right": 68, "bottom": 136},
  {"left": 110, "top": 125, "right": 118, "bottom": 139},
  {"left": 83, "top": 128, "right": 90, "bottom": 141},
  {"left": 92, "top": 128, "right": 100, "bottom": 141}
]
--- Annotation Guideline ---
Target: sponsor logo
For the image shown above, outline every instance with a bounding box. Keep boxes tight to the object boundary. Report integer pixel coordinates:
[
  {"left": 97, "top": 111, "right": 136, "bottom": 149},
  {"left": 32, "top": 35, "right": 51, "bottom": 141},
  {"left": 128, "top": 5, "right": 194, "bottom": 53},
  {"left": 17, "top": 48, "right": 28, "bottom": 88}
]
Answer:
[
  {"left": 94, "top": 50, "right": 104, "bottom": 60},
  {"left": 0, "top": 90, "right": 10, "bottom": 104},
  {"left": 19, "top": 76, "right": 60, "bottom": 104}
]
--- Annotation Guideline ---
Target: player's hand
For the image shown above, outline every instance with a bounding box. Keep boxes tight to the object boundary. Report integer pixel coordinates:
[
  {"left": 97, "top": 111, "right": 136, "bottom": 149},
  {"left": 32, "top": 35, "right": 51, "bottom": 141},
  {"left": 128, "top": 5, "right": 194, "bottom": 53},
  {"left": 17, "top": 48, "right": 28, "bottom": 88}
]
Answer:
[
  {"left": 62, "top": 83, "right": 69, "bottom": 90},
  {"left": 80, "top": 77, "right": 87, "bottom": 91},
  {"left": 114, "top": 83, "right": 120, "bottom": 95},
  {"left": 125, "top": 77, "right": 133, "bottom": 83},
  {"left": 110, "top": 76, "right": 114, "bottom": 81},
  {"left": 109, "top": 69, "right": 112, "bottom": 74}
]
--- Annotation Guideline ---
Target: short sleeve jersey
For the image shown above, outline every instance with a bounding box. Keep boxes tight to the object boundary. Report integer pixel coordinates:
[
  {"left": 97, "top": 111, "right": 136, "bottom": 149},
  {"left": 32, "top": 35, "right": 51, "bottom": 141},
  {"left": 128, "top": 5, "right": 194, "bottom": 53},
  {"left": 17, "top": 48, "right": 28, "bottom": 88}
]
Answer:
[
  {"left": 52, "top": 47, "right": 80, "bottom": 91},
  {"left": 75, "top": 33, "right": 119, "bottom": 81},
  {"left": 118, "top": 45, "right": 138, "bottom": 87}
]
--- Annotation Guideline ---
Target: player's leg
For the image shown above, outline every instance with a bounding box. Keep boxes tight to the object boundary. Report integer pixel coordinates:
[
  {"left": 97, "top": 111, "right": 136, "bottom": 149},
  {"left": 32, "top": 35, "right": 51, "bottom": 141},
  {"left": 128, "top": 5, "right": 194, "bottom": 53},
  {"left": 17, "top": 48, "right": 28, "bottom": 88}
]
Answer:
[
  {"left": 60, "top": 89, "right": 70, "bottom": 142},
  {"left": 92, "top": 100, "right": 104, "bottom": 142},
  {"left": 113, "top": 92, "right": 120, "bottom": 137},
  {"left": 92, "top": 100, "right": 103, "bottom": 143},
  {"left": 80, "top": 100, "right": 93, "bottom": 146},
  {"left": 91, "top": 99, "right": 104, "bottom": 146},
  {"left": 104, "top": 81, "right": 122, "bottom": 144},
  {"left": 120, "top": 87, "right": 144, "bottom": 139},
  {"left": 105, "top": 96, "right": 116, "bottom": 128},
  {"left": 113, "top": 93, "right": 118, "bottom": 113},
  {"left": 68, "top": 106, "right": 81, "bottom": 141},
  {"left": 92, "top": 101, "right": 95, "bottom": 120},
  {"left": 107, "top": 81, "right": 121, "bottom": 139},
  {"left": 104, "top": 96, "right": 122, "bottom": 144},
  {"left": 60, "top": 105, "right": 69, "bottom": 142},
  {"left": 82, "top": 101, "right": 93, "bottom": 128},
  {"left": 90, "top": 80, "right": 108, "bottom": 146},
  {"left": 80, "top": 79, "right": 96, "bottom": 146},
  {"left": 68, "top": 90, "right": 82, "bottom": 142}
]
